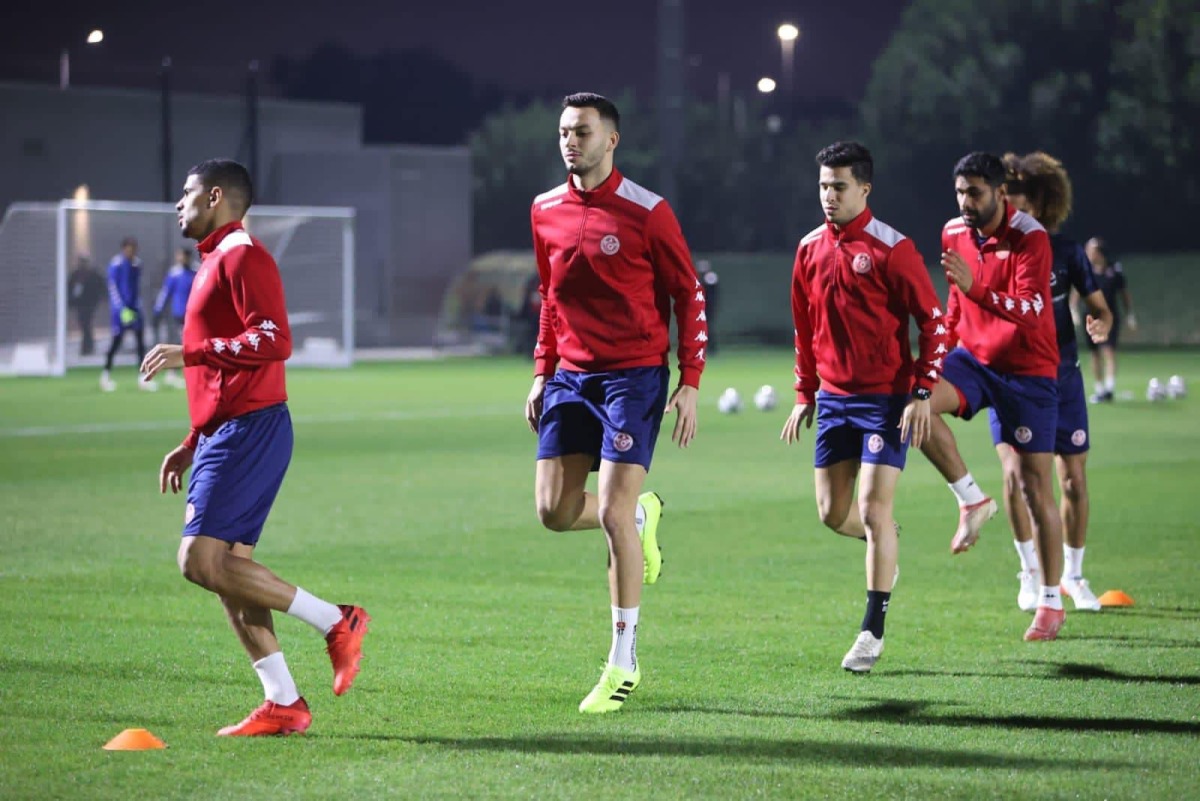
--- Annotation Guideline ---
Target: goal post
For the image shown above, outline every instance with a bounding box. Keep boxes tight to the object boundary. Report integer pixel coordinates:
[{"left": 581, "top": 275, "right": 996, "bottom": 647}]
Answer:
[{"left": 0, "top": 200, "right": 355, "bottom": 376}]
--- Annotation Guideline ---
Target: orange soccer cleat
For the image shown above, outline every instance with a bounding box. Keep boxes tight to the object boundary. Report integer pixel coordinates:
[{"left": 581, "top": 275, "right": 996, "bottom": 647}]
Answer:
[
  {"left": 326, "top": 604, "right": 370, "bottom": 696},
  {"left": 216, "top": 697, "right": 312, "bottom": 737},
  {"left": 1023, "top": 606, "right": 1065, "bottom": 641}
]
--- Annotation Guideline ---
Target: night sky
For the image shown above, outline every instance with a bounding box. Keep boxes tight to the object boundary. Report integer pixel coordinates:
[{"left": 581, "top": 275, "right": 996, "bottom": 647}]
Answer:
[{"left": 2, "top": 1, "right": 910, "bottom": 103}]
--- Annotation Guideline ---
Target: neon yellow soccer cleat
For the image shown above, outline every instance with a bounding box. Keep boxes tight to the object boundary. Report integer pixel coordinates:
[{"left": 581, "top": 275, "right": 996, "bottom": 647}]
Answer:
[
  {"left": 579, "top": 664, "right": 641, "bottom": 714},
  {"left": 636, "top": 492, "right": 664, "bottom": 585}
]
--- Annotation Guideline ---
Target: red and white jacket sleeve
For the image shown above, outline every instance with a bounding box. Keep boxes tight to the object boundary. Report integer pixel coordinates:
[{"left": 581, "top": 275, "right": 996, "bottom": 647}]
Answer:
[
  {"left": 182, "top": 248, "right": 293, "bottom": 371},
  {"left": 888, "top": 239, "right": 949, "bottom": 393},
  {"left": 791, "top": 244, "right": 819, "bottom": 405},
  {"left": 530, "top": 208, "right": 558, "bottom": 377},
  {"left": 961, "top": 231, "right": 1052, "bottom": 328},
  {"left": 647, "top": 202, "right": 707, "bottom": 389}
]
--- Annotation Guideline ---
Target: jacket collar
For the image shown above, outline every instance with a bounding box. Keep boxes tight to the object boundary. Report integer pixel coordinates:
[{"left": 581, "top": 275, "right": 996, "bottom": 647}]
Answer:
[
  {"left": 197, "top": 220, "right": 245, "bottom": 256},
  {"left": 566, "top": 166, "right": 622, "bottom": 202}
]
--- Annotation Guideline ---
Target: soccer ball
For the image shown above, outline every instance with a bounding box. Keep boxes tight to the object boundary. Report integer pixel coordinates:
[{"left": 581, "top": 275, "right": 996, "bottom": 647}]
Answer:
[
  {"left": 717, "top": 387, "right": 743, "bottom": 414},
  {"left": 753, "top": 384, "right": 777, "bottom": 411},
  {"left": 1167, "top": 375, "right": 1187, "bottom": 399},
  {"left": 1146, "top": 377, "right": 1166, "bottom": 402}
]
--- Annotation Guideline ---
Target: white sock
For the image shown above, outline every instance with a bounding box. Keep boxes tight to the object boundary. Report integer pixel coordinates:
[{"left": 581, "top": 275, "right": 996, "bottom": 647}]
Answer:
[
  {"left": 1104, "top": 376, "right": 1115, "bottom": 392},
  {"left": 634, "top": 502, "right": 647, "bottom": 535},
  {"left": 1094, "top": 381, "right": 1104, "bottom": 394},
  {"left": 948, "top": 473, "right": 987, "bottom": 507},
  {"left": 608, "top": 606, "right": 639, "bottom": 672},
  {"left": 253, "top": 651, "right": 300, "bottom": 705},
  {"left": 1064, "top": 545, "right": 1085, "bottom": 580},
  {"left": 1039, "top": 585, "right": 1063, "bottom": 611},
  {"left": 1015, "top": 539, "right": 1040, "bottom": 573},
  {"left": 286, "top": 587, "right": 343, "bottom": 635}
]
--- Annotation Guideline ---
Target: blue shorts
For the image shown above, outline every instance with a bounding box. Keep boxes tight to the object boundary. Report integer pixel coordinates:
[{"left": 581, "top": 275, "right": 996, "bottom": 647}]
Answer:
[
  {"left": 989, "top": 364, "right": 1089, "bottom": 455},
  {"left": 184, "top": 403, "right": 293, "bottom": 546},
  {"left": 537, "top": 367, "right": 669, "bottom": 472},
  {"left": 814, "top": 390, "right": 909, "bottom": 470},
  {"left": 943, "top": 347, "right": 1058, "bottom": 453}
]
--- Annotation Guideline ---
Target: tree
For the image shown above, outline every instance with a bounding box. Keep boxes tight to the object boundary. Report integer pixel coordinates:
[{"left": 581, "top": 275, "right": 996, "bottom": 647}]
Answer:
[{"left": 1097, "top": 0, "right": 1200, "bottom": 203}]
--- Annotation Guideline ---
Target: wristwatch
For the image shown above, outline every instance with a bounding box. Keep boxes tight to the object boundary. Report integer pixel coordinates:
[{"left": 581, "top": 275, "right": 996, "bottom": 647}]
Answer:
[{"left": 912, "top": 387, "right": 932, "bottom": 401}]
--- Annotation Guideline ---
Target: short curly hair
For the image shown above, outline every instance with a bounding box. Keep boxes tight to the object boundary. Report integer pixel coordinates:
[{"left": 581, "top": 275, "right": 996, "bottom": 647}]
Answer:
[{"left": 1013, "top": 151, "right": 1073, "bottom": 231}]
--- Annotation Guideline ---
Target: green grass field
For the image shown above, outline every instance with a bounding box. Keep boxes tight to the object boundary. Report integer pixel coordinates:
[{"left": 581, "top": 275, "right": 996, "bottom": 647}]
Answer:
[{"left": 2, "top": 350, "right": 1198, "bottom": 800}]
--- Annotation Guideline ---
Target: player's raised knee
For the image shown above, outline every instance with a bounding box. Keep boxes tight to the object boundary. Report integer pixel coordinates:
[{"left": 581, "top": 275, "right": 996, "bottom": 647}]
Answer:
[{"left": 536, "top": 500, "right": 576, "bottom": 532}]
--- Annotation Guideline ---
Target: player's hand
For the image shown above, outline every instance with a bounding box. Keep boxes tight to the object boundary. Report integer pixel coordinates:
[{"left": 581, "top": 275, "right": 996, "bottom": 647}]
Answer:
[
  {"left": 899, "top": 397, "right": 931, "bottom": 448},
  {"left": 1126, "top": 313, "right": 1138, "bottom": 331},
  {"left": 665, "top": 384, "right": 698, "bottom": 448},
  {"left": 159, "top": 445, "right": 194, "bottom": 494},
  {"left": 780, "top": 403, "right": 815, "bottom": 444},
  {"left": 941, "top": 250, "right": 974, "bottom": 293},
  {"left": 1085, "top": 314, "right": 1110, "bottom": 343},
  {"left": 525, "top": 375, "right": 547, "bottom": 434},
  {"left": 140, "top": 344, "right": 184, "bottom": 381}
]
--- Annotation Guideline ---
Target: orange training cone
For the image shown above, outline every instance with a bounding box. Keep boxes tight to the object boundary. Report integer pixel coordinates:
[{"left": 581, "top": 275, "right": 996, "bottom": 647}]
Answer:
[
  {"left": 103, "top": 728, "right": 167, "bottom": 750},
  {"left": 1097, "top": 590, "right": 1135, "bottom": 607}
]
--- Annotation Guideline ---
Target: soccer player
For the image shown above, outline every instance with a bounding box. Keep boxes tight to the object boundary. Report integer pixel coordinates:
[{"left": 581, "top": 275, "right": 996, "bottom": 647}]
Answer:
[
  {"left": 153, "top": 246, "right": 197, "bottom": 389},
  {"left": 140, "top": 159, "right": 369, "bottom": 736},
  {"left": 919, "top": 152, "right": 1067, "bottom": 641},
  {"left": 1000, "top": 152, "right": 1112, "bottom": 612},
  {"left": 101, "top": 237, "right": 155, "bottom": 392},
  {"left": 1083, "top": 237, "right": 1136, "bottom": 403},
  {"left": 526, "top": 93, "right": 706, "bottom": 713},
  {"left": 782, "top": 141, "right": 950, "bottom": 673}
]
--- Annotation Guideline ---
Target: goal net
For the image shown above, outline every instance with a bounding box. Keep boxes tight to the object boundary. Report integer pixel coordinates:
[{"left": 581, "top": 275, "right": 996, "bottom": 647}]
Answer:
[{"left": 0, "top": 200, "right": 355, "bottom": 376}]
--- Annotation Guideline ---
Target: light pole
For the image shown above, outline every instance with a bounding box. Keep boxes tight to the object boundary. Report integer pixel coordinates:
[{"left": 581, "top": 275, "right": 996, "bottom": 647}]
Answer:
[
  {"left": 756, "top": 77, "right": 777, "bottom": 94},
  {"left": 777, "top": 23, "right": 799, "bottom": 98},
  {"left": 60, "top": 29, "right": 104, "bottom": 89}
]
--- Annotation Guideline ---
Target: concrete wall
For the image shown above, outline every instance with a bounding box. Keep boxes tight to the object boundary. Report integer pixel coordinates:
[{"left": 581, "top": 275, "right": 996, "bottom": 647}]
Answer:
[
  {"left": 0, "top": 81, "right": 362, "bottom": 211},
  {"left": 272, "top": 146, "right": 471, "bottom": 347}
]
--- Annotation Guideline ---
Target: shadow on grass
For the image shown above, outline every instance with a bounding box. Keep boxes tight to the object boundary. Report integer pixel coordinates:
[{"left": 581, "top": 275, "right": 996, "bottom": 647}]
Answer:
[
  {"left": 826, "top": 698, "right": 1200, "bottom": 736},
  {"left": 332, "top": 732, "right": 1130, "bottom": 769},
  {"left": 885, "top": 661, "right": 1200, "bottom": 686},
  {"left": 1065, "top": 633, "right": 1200, "bottom": 649}
]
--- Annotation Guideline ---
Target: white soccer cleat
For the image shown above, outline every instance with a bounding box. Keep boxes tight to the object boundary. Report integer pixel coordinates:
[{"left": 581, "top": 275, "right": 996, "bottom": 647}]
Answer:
[
  {"left": 138, "top": 377, "right": 159, "bottom": 392},
  {"left": 841, "top": 630, "right": 884, "bottom": 673},
  {"left": 1061, "top": 576, "right": 1102, "bottom": 611},
  {"left": 99, "top": 372, "right": 117, "bottom": 392},
  {"left": 950, "top": 497, "right": 998, "bottom": 554},
  {"left": 1017, "top": 569, "right": 1040, "bottom": 613},
  {"left": 164, "top": 371, "right": 186, "bottom": 389}
]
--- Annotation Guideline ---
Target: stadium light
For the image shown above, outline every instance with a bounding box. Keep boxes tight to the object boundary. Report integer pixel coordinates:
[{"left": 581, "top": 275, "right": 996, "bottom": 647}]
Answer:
[
  {"left": 60, "top": 30, "right": 104, "bottom": 89},
  {"left": 757, "top": 77, "right": 777, "bottom": 94},
  {"left": 777, "top": 23, "right": 800, "bottom": 96}
]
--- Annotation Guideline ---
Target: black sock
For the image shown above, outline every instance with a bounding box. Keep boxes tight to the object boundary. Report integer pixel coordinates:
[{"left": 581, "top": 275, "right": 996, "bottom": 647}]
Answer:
[{"left": 862, "top": 590, "right": 891, "bottom": 639}]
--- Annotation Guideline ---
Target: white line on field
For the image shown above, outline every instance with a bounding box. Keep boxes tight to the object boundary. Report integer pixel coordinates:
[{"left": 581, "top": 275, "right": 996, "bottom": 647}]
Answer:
[{"left": 0, "top": 405, "right": 518, "bottom": 439}]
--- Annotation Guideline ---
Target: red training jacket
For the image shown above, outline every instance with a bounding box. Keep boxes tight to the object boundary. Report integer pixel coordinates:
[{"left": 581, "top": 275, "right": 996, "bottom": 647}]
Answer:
[
  {"left": 942, "top": 203, "right": 1058, "bottom": 378},
  {"left": 180, "top": 221, "right": 292, "bottom": 449},
  {"left": 792, "top": 208, "right": 949, "bottom": 404},
  {"left": 530, "top": 167, "right": 708, "bottom": 388}
]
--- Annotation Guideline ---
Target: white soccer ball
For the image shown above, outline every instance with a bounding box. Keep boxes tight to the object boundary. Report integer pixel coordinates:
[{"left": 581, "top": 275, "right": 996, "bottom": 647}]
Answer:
[
  {"left": 1167, "top": 375, "right": 1187, "bottom": 399},
  {"left": 1147, "top": 377, "right": 1166, "bottom": 402},
  {"left": 717, "top": 387, "right": 743, "bottom": 414},
  {"left": 753, "top": 384, "right": 777, "bottom": 411}
]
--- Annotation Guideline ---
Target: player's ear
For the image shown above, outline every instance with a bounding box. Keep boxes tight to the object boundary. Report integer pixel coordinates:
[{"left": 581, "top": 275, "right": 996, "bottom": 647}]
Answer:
[
  {"left": 208, "top": 186, "right": 223, "bottom": 209},
  {"left": 608, "top": 129, "right": 620, "bottom": 153},
  {"left": 861, "top": 181, "right": 872, "bottom": 200}
]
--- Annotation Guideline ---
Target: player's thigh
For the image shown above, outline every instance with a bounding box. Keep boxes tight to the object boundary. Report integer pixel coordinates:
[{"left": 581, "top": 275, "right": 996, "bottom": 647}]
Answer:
[
  {"left": 1015, "top": 449, "right": 1057, "bottom": 502},
  {"left": 535, "top": 454, "right": 595, "bottom": 513},
  {"left": 596, "top": 459, "right": 648, "bottom": 527},
  {"left": 930, "top": 374, "right": 965, "bottom": 415},
  {"left": 814, "top": 459, "right": 859, "bottom": 525},
  {"left": 857, "top": 462, "right": 901, "bottom": 522},
  {"left": 1055, "top": 451, "right": 1088, "bottom": 500},
  {"left": 994, "top": 440, "right": 1022, "bottom": 484}
]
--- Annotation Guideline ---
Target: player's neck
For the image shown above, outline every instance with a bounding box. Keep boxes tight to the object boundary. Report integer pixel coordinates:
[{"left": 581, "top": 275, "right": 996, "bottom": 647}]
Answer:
[
  {"left": 571, "top": 164, "right": 614, "bottom": 192},
  {"left": 976, "top": 211, "right": 1005, "bottom": 238}
]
